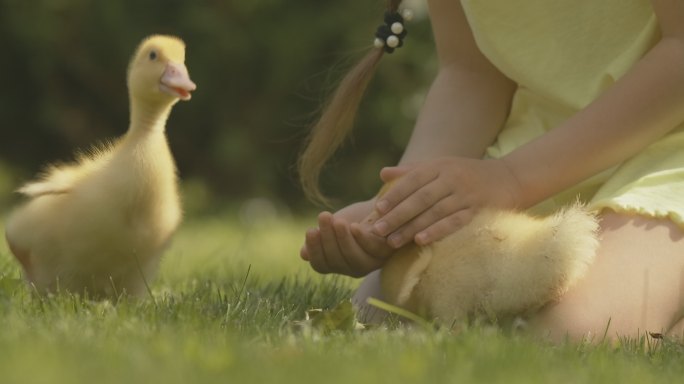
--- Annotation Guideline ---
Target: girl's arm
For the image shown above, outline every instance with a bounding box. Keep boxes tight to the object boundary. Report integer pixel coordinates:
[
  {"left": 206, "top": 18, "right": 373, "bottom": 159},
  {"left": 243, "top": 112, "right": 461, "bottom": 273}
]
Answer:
[
  {"left": 373, "top": 0, "right": 684, "bottom": 248},
  {"left": 302, "top": 0, "right": 516, "bottom": 276},
  {"left": 399, "top": 0, "right": 515, "bottom": 163},
  {"left": 504, "top": 0, "right": 684, "bottom": 207}
]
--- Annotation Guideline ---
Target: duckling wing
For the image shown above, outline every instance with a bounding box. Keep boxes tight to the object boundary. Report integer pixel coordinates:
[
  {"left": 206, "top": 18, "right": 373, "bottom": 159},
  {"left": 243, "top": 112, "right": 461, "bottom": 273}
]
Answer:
[
  {"left": 17, "top": 164, "right": 80, "bottom": 197},
  {"left": 17, "top": 142, "right": 115, "bottom": 198}
]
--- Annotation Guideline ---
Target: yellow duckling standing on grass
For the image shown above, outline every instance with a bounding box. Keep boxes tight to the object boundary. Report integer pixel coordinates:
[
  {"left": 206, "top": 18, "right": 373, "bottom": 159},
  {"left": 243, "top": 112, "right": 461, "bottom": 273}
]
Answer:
[
  {"left": 372, "top": 187, "right": 600, "bottom": 325},
  {"left": 4, "top": 35, "right": 196, "bottom": 297}
]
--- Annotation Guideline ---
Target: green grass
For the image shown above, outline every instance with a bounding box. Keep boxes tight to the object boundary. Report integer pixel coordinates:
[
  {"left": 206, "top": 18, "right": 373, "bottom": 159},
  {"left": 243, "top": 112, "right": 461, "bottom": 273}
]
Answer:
[{"left": 1, "top": 212, "right": 684, "bottom": 384}]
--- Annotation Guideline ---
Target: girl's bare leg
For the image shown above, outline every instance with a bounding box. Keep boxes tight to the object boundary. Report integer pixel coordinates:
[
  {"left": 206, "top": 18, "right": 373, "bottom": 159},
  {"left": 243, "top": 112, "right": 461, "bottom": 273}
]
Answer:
[{"left": 529, "top": 211, "right": 684, "bottom": 341}]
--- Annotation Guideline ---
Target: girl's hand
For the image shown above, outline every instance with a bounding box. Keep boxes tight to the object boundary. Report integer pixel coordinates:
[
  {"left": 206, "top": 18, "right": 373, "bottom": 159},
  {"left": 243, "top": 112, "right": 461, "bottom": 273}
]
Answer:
[
  {"left": 372, "top": 157, "right": 523, "bottom": 248},
  {"left": 300, "top": 201, "right": 396, "bottom": 278}
]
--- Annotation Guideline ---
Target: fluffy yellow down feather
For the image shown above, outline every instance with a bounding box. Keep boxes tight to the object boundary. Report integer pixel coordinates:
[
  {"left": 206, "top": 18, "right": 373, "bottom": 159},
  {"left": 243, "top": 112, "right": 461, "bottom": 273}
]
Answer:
[
  {"left": 4, "top": 35, "right": 196, "bottom": 297},
  {"left": 378, "top": 202, "right": 599, "bottom": 324}
]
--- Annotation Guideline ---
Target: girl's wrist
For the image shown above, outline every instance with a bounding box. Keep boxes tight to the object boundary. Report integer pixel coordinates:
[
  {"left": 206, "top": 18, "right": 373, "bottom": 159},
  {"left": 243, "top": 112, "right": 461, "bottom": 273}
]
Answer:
[
  {"left": 496, "top": 157, "right": 526, "bottom": 209},
  {"left": 498, "top": 153, "right": 550, "bottom": 210}
]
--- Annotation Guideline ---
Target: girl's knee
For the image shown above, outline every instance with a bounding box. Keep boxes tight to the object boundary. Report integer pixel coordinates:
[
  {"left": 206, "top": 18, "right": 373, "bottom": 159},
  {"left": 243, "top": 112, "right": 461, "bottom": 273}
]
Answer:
[{"left": 352, "top": 270, "right": 390, "bottom": 323}]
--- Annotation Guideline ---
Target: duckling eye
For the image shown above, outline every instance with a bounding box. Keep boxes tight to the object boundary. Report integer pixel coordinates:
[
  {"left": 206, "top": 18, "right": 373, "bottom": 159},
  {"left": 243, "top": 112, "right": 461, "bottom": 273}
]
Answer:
[{"left": 149, "top": 50, "right": 157, "bottom": 61}]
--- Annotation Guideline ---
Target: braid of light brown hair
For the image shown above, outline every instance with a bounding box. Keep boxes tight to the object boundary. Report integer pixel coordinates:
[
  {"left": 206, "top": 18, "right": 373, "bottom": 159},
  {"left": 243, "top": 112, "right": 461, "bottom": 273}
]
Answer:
[{"left": 298, "top": 0, "right": 404, "bottom": 206}]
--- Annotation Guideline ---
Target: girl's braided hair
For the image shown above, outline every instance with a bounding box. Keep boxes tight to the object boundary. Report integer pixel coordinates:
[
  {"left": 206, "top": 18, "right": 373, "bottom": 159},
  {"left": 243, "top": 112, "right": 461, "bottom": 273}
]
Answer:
[{"left": 297, "top": 0, "right": 405, "bottom": 206}]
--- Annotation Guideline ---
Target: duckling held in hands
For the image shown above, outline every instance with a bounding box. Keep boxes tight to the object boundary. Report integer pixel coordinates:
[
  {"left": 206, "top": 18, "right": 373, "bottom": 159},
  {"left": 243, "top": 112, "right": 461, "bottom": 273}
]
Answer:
[
  {"left": 376, "top": 199, "right": 599, "bottom": 325},
  {"left": 5, "top": 35, "right": 196, "bottom": 297}
]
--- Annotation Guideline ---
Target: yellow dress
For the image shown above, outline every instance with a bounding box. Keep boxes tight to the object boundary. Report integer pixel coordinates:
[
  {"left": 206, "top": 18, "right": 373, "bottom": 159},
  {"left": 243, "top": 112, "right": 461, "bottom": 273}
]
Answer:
[{"left": 460, "top": 0, "right": 684, "bottom": 225}]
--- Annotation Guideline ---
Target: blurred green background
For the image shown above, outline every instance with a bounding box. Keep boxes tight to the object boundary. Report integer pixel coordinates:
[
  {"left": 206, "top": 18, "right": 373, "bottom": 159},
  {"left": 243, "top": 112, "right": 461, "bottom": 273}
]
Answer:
[{"left": 0, "top": 0, "right": 435, "bottom": 216}]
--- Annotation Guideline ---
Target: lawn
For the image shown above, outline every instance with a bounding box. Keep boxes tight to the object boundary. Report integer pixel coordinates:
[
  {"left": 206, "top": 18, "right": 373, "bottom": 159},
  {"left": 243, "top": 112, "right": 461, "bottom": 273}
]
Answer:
[{"left": 1, "top": 209, "right": 684, "bottom": 384}]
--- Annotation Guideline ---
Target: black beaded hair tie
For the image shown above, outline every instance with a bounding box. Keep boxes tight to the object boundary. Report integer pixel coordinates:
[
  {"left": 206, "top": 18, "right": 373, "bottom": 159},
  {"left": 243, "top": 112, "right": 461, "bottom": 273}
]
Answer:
[{"left": 374, "top": 9, "right": 414, "bottom": 54}]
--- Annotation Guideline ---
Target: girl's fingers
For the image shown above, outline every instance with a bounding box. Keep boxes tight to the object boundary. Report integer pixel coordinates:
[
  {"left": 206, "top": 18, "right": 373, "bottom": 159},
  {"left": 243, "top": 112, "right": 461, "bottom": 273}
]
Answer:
[
  {"left": 306, "top": 204, "right": 402, "bottom": 276},
  {"left": 415, "top": 208, "right": 475, "bottom": 246},
  {"left": 305, "top": 227, "right": 331, "bottom": 273},
  {"left": 300, "top": 239, "right": 311, "bottom": 261},
  {"left": 379, "top": 165, "right": 413, "bottom": 184},
  {"left": 317, "top": 212, "right": 353, "bottom": 274},
  {"left": 374, "top": 168, "right": 437, "bottom": 216},
  {"left": 332, "top": 219, "right": 380, "bottom": 277},
  {"left": 384, "top": 195, "right": 465, "bottom": 248},
  {"left": 373, "top": 178, "right": 451, "bottom": 238},
  {"left": 351, "top": 223, "right": 394, "bottom": 260}
]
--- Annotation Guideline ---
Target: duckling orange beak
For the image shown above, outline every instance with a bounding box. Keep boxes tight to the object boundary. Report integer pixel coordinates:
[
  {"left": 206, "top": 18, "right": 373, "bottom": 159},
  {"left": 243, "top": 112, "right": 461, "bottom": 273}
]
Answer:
[{"left": 160, "top": 62, "right": 196, "bottom": 101}]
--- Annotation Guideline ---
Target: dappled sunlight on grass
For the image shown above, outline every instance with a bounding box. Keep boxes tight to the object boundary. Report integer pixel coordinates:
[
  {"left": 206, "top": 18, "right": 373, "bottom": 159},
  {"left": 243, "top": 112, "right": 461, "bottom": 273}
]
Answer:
[{"left": 2, "top": 214, "right": 684, "bottom": 384}]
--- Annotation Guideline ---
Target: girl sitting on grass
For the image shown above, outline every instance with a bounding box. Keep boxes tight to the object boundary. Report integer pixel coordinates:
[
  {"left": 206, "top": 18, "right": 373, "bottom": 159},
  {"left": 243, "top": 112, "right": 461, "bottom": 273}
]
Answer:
[{"left": 298, "top": 0, "right": 684, "bottom": 341}]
